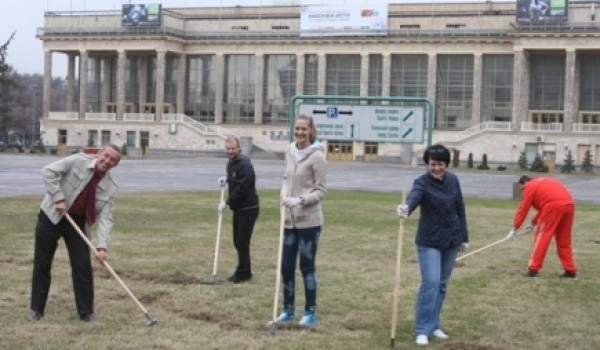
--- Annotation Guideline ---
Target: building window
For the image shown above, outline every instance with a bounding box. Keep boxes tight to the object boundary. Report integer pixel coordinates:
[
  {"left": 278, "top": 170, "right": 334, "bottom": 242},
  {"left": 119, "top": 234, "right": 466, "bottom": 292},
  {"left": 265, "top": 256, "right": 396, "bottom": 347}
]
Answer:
[
  {"left": 101, "top": 130, "right": 111, "bottom": 146},
  {"left": 579, "top": 54, "right": 600, "bottom": 111},
  {"left": 365, "top": 142, "right": 378, "bottom": 155},
  {"left": 304, "top": 54, "right": 319, "bottom": 95},
  {"left": 482, "top": 55, "right": 513, "bottom": 122},
  {"left": 326, "top": 55, "right": 361, "bottom": 97},
  {"left": 126, "top": 131, "right": 136, "bottom": 148},
  {"left": 88, "top": 130, "right": 99, "bottom": 147},
  {"left": 271, "top": 26, "right": 289, "bottom": 30},
  {"left": 529, "top": 54, "right": 565, "bottom": 110},
  {"left": 446, "top": 24, "right": 466, "bottom": 29},
  {"left": 186, "top": 55, "right": 217, "bottom": 122},
  {"left": 231, "top": 26, "right": 249, "bottom": 31},
  {"left": 399, "top": 24, "right": 420, "bottom": 29},
  {"left": 263, "top": 54, "right": 296, "bottom": 125},
  {"left": 224, "top": 55, "right": 256, "bottom": 124},
  {"left": 390, "top": 54, "right": 428, "bottom": 98},
  {"left": 436, "top": 55, "right": 474, "bottom": 130},
  {"left": 368, "top": 54, "right": 383, "bottom": 98}
]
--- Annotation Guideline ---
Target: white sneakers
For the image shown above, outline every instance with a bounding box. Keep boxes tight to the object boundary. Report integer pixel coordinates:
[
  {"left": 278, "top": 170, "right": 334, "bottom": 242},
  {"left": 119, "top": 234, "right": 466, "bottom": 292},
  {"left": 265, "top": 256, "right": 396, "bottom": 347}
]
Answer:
[
  {"left": 416, "top": 335, "right": 429, "bottom": 345},
  {"left": 416, "top": 330, "right": 449, "bottom": 345},
  {"left": 432, "top": 329, "right": 449, "bottom": 340}
]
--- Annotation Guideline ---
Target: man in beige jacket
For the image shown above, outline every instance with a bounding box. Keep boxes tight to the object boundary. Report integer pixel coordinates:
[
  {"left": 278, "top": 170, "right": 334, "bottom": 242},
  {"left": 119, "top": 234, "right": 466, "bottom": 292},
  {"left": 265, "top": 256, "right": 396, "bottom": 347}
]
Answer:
[{"left": 28, "top": 144, "right": 121, "bottom": 323}]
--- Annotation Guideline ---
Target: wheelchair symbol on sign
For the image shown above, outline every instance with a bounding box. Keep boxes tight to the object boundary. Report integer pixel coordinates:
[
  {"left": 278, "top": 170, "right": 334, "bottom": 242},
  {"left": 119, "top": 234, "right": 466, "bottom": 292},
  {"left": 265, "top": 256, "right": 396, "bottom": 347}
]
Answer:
[{"left": 327, "top": 107, "right": 338, "bottom": 118}]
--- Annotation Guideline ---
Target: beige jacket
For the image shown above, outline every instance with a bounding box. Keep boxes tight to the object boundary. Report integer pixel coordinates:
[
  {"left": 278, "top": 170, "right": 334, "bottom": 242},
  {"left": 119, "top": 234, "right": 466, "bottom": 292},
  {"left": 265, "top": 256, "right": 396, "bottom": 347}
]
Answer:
[
  {"left": 40, "top": 153, "right": 118, "bottom": 249},
  {"left": 282, "top": 142, "right": 327, "bottom": 229}
]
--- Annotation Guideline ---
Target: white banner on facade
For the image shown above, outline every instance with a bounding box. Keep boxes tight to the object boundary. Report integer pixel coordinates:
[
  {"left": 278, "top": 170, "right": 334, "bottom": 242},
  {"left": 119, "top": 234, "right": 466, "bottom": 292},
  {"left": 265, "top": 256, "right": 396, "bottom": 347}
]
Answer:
[{"left": 300, "top": 3, "right": 388, "bottom": 37}]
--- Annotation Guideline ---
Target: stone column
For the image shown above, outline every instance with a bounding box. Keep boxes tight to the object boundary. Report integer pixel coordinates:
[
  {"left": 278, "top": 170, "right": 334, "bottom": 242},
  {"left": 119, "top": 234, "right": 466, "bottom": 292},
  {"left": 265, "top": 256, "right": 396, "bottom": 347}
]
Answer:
[
  {"left": 360, "top": 53, "right": 369, "bottom": 97},
  {"left": 79, "top": 50, "right": 88, "bottom": 118},
  {"left": 139, "top": 57, "right": 148, "bottom": 113},
  {"left": 177, "top": 53, "right": 186, "bottom": 114},
  {"left": 102, "top": 57, "right": 111, "bottom": 111},
  {"left": 382, "top": 53, "right": 391, "bottom": 97},
  {"left": 317, "top": 53, "right": 326, "bottom": 95},
  {"left": 511, "top": 50, "right": 529, "bottom": 131},
  {"left": 254, "top": 53, "right": 264, "bottom": 124},
  {"left": 563, "top": 49, "right": 578, "bottom": 132},
  {"left": 156, "top": 51, "right": 166, "bottom": 121},
  {"left": 43, "top": 51, "right": 52, "bottom": 120},
  {"left": 117, "top": 50, "right": 126, "bottom": 120},
  {"left": 472, "top": 53, "right": 483, "bottom": 125},
  {"left": 296, "top": 53, "right": 305, "bottom": 96},
  {"left": 67, "top": 53, "right": 75, "bottom": 112},
  {"left": 215, "top": 53, "right": 225, "bottom": 124}
]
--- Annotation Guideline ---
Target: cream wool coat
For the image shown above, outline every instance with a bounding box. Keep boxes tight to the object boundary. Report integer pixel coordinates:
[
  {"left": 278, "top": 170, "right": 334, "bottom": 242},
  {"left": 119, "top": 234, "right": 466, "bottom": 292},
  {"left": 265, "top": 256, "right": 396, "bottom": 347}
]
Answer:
[{"left": 40, "top": 153, "right": 119, "bottom": 249}]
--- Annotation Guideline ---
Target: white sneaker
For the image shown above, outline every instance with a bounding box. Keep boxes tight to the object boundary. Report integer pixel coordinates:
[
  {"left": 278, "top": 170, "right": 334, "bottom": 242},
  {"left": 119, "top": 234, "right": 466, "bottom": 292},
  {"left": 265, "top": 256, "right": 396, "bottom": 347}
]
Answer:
[
  {"left": 416, "top": 335, "right": 429, "bottom": 345},
  {"left": 432, "top": 329, "right": 449, "bottom": 340}
]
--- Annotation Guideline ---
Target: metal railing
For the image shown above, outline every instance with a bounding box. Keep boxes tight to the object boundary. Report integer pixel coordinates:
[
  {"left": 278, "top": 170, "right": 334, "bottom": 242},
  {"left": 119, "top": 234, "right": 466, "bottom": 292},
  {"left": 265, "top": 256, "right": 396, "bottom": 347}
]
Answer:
[
  {"left": 123, "top": 113, "right": 155, "bottom": 122},
  {"left": 520, "top": 122, "right": 563, "bottom": 132}
]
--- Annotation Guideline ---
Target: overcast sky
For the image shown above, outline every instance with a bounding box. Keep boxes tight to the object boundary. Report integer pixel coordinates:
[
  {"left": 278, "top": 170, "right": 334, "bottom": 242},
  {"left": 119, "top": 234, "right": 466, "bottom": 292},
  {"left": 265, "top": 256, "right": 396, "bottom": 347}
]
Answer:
[{"left": 1, "top": 0, "right": 503, "bottom": 77}]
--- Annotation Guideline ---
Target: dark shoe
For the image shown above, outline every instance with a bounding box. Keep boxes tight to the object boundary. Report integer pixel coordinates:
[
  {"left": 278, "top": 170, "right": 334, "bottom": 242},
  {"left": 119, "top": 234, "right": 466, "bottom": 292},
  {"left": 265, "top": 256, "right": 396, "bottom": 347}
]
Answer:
[
  {"left": 561, "top": 271, "right": 578, "bottom": 279},
  {"left": 525, "top": 270, "right": 539, "bottom": 278},
  {"left": 227, "top": 273, "right": 238, "bottom": 282},
  {"left": 230, "top": 273, "right": 252, "bottom": 284},
  {"left": 27, "top": 310, "right": 43, "bottom": 321},
  {"left": 80, "top": 313, "right": 96, "bottom": 323}
]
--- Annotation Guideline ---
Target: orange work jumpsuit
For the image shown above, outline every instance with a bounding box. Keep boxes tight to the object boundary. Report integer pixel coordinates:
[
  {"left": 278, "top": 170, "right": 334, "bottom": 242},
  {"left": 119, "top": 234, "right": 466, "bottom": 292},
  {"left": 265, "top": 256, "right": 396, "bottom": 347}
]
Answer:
[{"left": 513, "top": 178, "right": 577, "bottom": 273}]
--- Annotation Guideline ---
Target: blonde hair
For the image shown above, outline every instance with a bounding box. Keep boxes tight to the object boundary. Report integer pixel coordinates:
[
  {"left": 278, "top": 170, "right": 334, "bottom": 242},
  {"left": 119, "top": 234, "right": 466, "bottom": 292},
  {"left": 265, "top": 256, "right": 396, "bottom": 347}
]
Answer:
[
  {"left": 296, "top": 115, "right": 318, "bottom": 144},
  {"left": 224, "top": 135, "right": 240, "bottom": 148}
]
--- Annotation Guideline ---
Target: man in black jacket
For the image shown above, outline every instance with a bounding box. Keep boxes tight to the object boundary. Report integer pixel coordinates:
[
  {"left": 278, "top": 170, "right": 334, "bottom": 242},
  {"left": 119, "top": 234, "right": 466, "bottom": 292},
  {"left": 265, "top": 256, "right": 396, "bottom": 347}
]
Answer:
[{"left": 218, "top": 136, "right": 260, "bottom": 283}]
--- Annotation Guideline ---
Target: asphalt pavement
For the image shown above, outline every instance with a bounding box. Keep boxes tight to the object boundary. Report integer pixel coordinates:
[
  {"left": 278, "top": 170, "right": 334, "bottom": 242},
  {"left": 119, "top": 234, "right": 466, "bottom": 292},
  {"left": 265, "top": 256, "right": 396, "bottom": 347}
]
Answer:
[{"left": 1, "top": 154, "right": 599, "bottom": 203}]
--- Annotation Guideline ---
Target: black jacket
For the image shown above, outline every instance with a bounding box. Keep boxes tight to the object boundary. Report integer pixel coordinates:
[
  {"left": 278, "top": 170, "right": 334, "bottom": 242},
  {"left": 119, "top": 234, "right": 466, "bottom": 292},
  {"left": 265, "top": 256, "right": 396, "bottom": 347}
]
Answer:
[{"left": 226, "top": 154, "right": 259, "bottom": 211}]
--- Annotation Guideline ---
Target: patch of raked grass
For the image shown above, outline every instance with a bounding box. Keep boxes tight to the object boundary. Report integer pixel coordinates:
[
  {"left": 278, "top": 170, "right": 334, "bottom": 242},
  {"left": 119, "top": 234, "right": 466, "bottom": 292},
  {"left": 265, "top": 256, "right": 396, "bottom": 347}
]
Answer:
[{"left": 0, "top": 190, "right": 598, "bottom": 349}]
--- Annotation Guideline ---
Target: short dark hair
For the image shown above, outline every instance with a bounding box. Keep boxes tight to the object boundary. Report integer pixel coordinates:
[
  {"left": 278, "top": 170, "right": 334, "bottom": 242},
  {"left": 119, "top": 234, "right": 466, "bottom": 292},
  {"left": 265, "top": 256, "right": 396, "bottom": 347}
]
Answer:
[
  {"left": 518, "top": 175, "right": 532, "bottom": 185},
  {"left": 423, "top": 144, "right": 451, "bottom": 165}
]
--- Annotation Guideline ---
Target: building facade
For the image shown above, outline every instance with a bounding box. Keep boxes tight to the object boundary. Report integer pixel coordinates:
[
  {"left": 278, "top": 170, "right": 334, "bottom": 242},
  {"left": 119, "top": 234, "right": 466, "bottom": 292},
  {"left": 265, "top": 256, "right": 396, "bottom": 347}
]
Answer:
[{"left": 37, "top": 2, "right": 600, "bottom": 165}]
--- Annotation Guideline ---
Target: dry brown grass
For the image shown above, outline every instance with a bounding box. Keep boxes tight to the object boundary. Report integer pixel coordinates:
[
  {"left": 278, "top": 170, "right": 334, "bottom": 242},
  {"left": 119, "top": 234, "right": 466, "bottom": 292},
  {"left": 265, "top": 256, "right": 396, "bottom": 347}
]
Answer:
[{"left": 0, "top": 190, "right": 598, "bottom": 350}]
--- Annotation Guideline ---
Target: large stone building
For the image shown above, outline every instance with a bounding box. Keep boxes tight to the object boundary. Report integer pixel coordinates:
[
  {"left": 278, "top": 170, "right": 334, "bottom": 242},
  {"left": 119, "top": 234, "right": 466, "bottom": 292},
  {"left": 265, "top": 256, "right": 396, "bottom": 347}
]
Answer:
[{"left": 37, "top": 1, "right": 600, "bottom": 166}]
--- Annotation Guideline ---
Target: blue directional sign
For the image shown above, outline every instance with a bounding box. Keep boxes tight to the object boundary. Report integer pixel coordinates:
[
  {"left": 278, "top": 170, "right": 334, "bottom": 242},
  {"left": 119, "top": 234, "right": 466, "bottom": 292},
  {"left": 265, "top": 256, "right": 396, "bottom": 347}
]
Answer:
[{"left": 299, "top": 104, "right": 425, "bottom": 143}]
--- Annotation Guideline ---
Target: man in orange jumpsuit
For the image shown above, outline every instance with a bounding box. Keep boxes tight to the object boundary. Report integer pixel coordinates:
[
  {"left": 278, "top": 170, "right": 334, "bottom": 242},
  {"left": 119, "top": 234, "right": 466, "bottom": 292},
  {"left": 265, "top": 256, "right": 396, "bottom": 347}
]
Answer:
[{"left": 507, "top": 175, "right": 577, "bottom": 278}]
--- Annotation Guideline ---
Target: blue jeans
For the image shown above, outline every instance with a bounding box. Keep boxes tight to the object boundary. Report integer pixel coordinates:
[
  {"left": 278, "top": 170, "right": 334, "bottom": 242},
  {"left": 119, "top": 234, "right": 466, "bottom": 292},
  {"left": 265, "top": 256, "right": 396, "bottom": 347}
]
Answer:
[
  {"left": 280, "top": 226, "right": 321, "bottom": 314},
  {"left": 414, "top": 244, "right": 459, "bottom": 335}
]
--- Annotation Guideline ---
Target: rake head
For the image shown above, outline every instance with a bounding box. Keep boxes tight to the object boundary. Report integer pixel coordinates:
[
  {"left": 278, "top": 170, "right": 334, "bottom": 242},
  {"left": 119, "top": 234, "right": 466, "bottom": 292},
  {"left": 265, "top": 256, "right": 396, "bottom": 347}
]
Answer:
[{"left": 145, "top": 313, "right": 158, "bottom": 326}]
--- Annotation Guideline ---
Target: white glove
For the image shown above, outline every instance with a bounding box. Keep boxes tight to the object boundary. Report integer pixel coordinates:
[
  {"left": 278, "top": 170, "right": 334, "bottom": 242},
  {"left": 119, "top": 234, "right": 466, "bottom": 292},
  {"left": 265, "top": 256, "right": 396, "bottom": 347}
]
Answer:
[
  {"left": 281, "top": 197, "right": 302, "bottom": 208},
  {"left": 218, "top": 176, "right": 227, "bottom": 188},
  {"left": 218, "top": 202, "right": 227, "bottom": 215},
  {"left": 459, "top": 242, "right": 469, "bottom": 252},
  {"left": 523, "top": 223, "right": 535, "bottom": 234},
  {"left": 396, "top": 204, "right": 409, "bottom": 218},
  {"left": 505, "top": 228, "right": 517, "bottom": 241}
]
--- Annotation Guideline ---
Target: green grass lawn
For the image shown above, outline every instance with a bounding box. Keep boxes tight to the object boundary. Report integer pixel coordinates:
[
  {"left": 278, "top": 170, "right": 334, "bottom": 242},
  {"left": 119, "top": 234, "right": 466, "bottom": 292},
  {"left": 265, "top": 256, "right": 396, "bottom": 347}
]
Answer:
[{"left": 1, "top": 190, "right": 598, "bottom": 350}]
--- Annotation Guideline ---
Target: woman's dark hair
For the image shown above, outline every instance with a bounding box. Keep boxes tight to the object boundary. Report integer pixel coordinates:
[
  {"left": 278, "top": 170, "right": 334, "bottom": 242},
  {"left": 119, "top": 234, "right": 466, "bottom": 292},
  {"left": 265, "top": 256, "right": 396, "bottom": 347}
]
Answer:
[{"left": 423, "top": 144, "right": 451, "bottom": 165}]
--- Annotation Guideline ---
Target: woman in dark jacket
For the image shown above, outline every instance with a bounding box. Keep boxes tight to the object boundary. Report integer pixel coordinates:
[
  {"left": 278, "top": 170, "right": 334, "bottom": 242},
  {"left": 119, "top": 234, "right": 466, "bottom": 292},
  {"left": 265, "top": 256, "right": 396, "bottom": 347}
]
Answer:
[{"left": 396, "top": 144, "right": 469, "bottom": 346}]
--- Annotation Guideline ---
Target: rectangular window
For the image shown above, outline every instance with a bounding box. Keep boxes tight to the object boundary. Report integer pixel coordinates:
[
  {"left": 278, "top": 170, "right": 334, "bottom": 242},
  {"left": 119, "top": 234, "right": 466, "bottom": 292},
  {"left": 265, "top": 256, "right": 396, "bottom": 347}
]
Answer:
[
  {"left": 186, "top": 55, "right": 217, "bottom": 122},
  {"left": 579, "top": 54, "right": 600, "bottom": 111},
  {"left": 304, "top": 54, "right": 319, "bottom": 95},
  {"left": 224, "top": 55, "right": 256, "bottom": 124},
  {"left": 263, "top": 54, "right": 296, "bottom": 125},
  {"left": 436, "top": 55, "right": 474, "bottom": 129},
  {"left": 101, "top": 130, "right": 111, "bottom": 146},
  {"left": 529, "top": 54, "right": 565, "bottom": 110},
  {"left": 368, "top": 54, "right": 383, "bottom": 97},
  {"left": 126, "top": 131, "right": 136, "bottom": 148},
  {"left": 390, "top": 54, "right": 428, "bottom": 98},
  {"left": 481, "top": 55, "right": 513, "bottom": 122},
  {"left": 88, "top": 130, "right": 98, "bottom": 147},
  {"left": 326, "top": 55, "right": 361, "bottom": 97}
]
